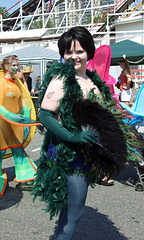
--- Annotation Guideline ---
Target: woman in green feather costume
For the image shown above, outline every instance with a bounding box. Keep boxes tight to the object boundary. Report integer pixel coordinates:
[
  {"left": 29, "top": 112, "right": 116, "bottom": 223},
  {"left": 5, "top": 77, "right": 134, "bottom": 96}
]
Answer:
[{"left": 33, "top": 27, "right": 141, "bottom": 240}]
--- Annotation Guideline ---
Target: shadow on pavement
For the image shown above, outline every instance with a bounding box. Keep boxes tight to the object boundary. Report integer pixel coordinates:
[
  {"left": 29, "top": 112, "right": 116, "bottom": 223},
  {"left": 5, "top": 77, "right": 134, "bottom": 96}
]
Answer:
[
  {"left": 49, "top": 206, "right": 128, "bottom": 240},
  {"left": 0, "top": 166, "right": 23, "bottom": 211},
  {"left": 114, "top": 163, "right": 138, "bottom": 187},
  {"left": 48, "top": 165, "right": 138, "bottom": 240}
]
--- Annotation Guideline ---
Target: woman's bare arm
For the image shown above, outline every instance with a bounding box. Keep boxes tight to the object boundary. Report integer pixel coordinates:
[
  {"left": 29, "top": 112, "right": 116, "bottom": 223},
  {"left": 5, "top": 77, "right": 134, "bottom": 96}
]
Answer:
[{"left": 41, "top": 77, "right": 64, "bottom": 113}]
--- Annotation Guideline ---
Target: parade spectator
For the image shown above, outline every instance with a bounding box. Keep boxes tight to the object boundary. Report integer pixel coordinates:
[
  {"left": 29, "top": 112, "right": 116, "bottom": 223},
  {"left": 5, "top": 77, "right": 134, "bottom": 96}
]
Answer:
[
  {"left": 23, "top": 66, "right": 34, "bottom": 92},
  {"left": 116, "top": 58, "right": 132, "bottom": 106},
  {"left": 34, "top": 75, "right": 41, "bottom": 92}
]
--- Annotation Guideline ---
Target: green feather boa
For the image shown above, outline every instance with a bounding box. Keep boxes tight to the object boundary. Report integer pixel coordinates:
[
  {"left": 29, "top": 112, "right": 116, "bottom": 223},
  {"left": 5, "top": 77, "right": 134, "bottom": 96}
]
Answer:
[{"left": 33, "top": 61, "right": 142, "bottom": 220}]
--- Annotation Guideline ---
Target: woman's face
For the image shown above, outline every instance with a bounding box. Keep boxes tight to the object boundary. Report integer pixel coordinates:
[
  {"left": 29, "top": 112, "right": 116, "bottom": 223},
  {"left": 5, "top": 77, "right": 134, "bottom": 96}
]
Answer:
[
  {"left": 63, "top": 40, "right": 88, "bottom": 73},
  {"left": 7, "top": 60, "right": 18, "bottom": 74},
  {"left": 119, "top": 59, "right": 126, "bottom": 69},
  {"left": 24, "top": 73, "right": 30, "bottom": 78}
]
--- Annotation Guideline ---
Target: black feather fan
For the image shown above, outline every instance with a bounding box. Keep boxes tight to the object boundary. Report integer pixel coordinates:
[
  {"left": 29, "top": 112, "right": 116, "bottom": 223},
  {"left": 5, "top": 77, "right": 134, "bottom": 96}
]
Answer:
[{"left": 72, "top": 99, "right": 127, "bottom": 176}]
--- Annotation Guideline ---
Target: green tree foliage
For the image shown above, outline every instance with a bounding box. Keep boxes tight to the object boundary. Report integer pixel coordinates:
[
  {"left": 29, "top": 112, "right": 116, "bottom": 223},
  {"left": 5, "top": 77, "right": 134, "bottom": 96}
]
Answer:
[
  {"left": 24, "top": 18, "right": 54, "bottom": 33},
  {"left": 87, "top": 14, "right": 107, "bottom": 24},
  {"left": 0, "top": 7, "right": 10, "bottom": 19}
]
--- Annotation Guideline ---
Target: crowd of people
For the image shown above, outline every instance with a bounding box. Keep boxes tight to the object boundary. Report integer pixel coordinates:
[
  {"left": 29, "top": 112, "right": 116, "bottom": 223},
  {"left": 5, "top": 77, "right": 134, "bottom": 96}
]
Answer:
[{"left": 0, "top": 27, "right": 141, "bottom": 240}]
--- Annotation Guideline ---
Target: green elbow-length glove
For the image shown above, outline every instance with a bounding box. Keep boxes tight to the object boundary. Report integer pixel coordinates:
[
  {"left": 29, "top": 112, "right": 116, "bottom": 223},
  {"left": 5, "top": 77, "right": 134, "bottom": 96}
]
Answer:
[
  {"left": 0, "top": 105, "right": 25, "bottom": 123},
  {"left": 39, "top": 108, "right": 98, "bottom": 144},
  {"left": 0, "top": 105, "right": 37, "bottom": 125}
]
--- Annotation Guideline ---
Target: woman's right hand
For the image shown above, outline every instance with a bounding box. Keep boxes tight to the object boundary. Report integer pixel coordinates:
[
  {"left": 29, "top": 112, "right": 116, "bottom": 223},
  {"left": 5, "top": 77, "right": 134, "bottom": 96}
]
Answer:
[
  {"left": 69, "top": 131, "right": 98, "bottom": 144},
  {"left": 40, "top": 108, "right": 98, "bottom": 145}
]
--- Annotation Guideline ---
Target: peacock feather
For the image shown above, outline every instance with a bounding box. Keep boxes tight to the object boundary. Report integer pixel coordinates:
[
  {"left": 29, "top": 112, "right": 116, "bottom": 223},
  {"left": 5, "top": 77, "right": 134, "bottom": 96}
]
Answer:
[{"left": 33, "top": 61, "right": 143, "bottom": 220}]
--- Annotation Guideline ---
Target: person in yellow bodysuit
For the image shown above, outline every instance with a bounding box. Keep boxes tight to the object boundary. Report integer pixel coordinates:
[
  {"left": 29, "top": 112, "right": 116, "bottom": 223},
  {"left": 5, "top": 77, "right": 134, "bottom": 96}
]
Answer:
[{"left": 0, "top": 55, "right": 40, "bottom": 197}]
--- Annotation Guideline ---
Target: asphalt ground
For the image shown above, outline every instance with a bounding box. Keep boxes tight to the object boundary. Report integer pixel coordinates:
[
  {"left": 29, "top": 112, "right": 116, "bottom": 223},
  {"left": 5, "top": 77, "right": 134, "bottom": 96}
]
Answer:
[{"left": 0, "top": 89, "right": 144, "bottom": 240}]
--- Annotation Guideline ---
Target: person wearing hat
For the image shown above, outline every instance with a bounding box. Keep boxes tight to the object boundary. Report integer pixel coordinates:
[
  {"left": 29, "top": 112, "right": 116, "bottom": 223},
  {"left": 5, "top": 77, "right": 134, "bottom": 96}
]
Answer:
[{"left": 23, "top": 66, "right": 34, "bottom": 92}]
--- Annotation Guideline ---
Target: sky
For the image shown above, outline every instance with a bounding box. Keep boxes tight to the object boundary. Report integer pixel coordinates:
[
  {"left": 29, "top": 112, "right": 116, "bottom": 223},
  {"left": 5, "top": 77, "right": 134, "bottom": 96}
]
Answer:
[{"left": 0, "top": 0, "right": 28, "bottom": 14}]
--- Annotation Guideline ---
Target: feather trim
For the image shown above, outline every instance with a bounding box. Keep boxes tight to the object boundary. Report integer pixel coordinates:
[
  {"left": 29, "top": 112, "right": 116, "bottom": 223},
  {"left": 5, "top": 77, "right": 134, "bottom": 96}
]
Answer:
[{"left": 33, "top": 61, "right": 143, "bottom": 220}]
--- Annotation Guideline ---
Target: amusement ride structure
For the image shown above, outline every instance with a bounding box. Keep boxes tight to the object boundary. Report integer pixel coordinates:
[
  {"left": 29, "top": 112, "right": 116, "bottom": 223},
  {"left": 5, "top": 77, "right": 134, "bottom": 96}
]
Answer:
[
  {"left": 0, "top": 0, "right": 143, "bottom": 80},
  {"left": 0, "top": 0, "right": 143, "bottom": 44}
]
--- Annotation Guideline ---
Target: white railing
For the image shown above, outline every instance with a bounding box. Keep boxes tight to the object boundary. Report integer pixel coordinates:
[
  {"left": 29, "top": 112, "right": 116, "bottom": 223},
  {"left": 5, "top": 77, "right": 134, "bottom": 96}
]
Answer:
[
  {"left": 0, "top": 0, "right": 143, "bottom": 45},
  {"left": 1, "top": 0, "right": 142, "bottom": 32}
]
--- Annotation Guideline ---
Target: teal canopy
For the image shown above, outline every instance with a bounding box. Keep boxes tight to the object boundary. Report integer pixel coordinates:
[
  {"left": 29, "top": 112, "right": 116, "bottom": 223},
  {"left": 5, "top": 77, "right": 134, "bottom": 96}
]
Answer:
[{"left": 109, "top": 40, "right": 144, "bottom": 65}]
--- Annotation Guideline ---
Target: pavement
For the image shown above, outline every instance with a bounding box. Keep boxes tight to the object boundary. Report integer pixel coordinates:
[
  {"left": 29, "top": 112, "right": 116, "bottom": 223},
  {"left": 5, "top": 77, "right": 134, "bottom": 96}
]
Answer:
[{"left": 0, "top": 89, "right": 144, "bottom": 240}]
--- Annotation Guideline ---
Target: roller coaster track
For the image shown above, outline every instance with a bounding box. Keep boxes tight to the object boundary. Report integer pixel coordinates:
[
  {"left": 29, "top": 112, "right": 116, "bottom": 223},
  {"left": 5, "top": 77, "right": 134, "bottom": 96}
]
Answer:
[
  {"left": 93, "top": 0, "right": 139, "bottom": 38},
  {"left": 0, "top": 0, "right": 142, "bottom": 42},
  {"left": 2, "top": 0, "right": 50, "bottom": 31}
]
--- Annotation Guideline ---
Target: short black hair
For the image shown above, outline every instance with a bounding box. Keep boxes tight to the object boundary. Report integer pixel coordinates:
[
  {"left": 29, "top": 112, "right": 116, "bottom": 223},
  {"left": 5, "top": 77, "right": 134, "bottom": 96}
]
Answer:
[{"left": 58, "top": 26, "right": 95, "bottom": 61}]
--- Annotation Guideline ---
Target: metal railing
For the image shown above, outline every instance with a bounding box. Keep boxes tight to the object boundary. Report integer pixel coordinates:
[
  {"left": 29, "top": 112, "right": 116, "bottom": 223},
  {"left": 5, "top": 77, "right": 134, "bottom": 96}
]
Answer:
[{"left": 0, "top": 0, "right": 143, "bottom": 45}]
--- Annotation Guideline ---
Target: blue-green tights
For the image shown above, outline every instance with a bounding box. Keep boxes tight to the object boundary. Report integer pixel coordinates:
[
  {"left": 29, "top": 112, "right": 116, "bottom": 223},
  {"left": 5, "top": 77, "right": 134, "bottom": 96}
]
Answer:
[{"left": 56, "top": 174, "right": 89, "bottom": 240}]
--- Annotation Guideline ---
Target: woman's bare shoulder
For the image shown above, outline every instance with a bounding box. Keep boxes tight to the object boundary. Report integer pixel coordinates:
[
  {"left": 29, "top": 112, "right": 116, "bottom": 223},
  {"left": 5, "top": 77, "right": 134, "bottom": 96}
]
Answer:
[{"left": 41, "top": 76, "right": 65, "bottom": 112}]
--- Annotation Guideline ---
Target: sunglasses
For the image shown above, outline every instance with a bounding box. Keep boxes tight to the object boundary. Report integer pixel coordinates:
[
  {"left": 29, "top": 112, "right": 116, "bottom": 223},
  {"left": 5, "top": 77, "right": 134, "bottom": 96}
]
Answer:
[{"left": 119, "top": 60, "right": 125, "bottom": 63}]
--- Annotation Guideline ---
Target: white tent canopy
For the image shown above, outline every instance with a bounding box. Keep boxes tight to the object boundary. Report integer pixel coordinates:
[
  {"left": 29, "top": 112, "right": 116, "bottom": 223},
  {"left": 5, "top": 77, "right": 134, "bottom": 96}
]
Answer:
[{"left": 0, "top": 44, "right": 60, "bottom": 81}]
